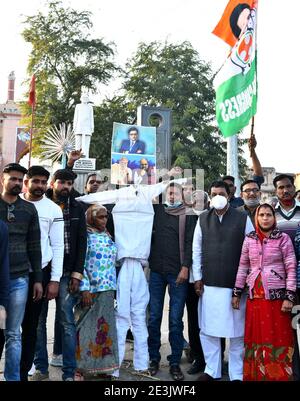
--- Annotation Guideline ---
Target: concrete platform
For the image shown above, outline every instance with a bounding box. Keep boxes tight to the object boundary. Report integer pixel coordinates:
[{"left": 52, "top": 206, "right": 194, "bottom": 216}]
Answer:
[{"left": 0, "top": 295, "right": 229, "bottom": 381}]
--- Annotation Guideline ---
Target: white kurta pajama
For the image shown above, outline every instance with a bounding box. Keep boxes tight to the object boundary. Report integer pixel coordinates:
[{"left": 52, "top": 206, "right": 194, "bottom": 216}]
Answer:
[
  {"left": 77, "top": 180, "right": 186, "bottom": 374},
  {"left": 192, "top": 214, "right": 253, "bottom": 380}
]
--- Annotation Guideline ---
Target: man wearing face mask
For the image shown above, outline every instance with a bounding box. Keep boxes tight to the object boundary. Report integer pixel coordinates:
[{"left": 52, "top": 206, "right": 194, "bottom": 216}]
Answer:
[
  {"left": 148, "top": 183, "right": 192, "bottom": 381},
  {"left": 238, "top": 179, "right": 261, "bottom": 225},
  {"left": 192, "top": 181, "right": 253, "bottom": 381}
]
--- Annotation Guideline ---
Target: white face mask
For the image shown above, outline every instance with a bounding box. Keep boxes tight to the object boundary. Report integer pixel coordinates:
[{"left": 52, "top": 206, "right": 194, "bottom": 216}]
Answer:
[
  {"left": 210, "top": 194, "right": 228, "bottom": 210},
  {"left": 244, "top": 198, "right": 260, "bottom": 208}
]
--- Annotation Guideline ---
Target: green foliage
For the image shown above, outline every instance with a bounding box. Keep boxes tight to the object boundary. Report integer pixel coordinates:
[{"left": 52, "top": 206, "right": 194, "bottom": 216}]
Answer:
[{"left": 20, "top": 0, "right": 118, "bottom": 157}]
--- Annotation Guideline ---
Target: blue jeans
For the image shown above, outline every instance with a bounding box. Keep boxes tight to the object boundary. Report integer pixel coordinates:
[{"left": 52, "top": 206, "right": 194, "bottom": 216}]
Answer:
[
  {"left": 34, "top": 297, "right": 62, "bottom": 374},
  {"left": 58, "top": 275, "right": 80, "bottom": 380},
  {"left": 4, "top": 276, "right": 29, "bottom": 381},
  {"left": 148, "top": 271, "right": 188, "bottom": 366}
]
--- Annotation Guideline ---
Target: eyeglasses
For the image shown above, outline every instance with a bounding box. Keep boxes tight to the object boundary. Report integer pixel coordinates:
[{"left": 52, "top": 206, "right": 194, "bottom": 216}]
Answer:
[
  {"left": 242, "top": 188, "right": 260, "bottom": 194},
  {"left": 7, "top": 204, "right": 16, "bottom": 222}
]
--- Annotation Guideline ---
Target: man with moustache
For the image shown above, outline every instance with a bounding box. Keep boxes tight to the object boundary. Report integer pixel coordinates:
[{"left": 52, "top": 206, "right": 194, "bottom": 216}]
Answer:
[
  {"left": 192, "top": 181, "right": 253, "bottom": 381},
  {"left": 19, "top": 166, "right": 64, "bottom": 381},
  {"left": 46, "top": 169, "right": 87, "bottom": 381},
  {"left": 238, "top": 179, "right": 262, "bottom": 225},
  {"left": 0, "top": 163, "right": 43, "bottom": 381},
  {"left": 273, "top": 174, "right": 300, "bottom": 381},
  {"left": 273, "top": 174, "right": 300, "bottom": 241}
]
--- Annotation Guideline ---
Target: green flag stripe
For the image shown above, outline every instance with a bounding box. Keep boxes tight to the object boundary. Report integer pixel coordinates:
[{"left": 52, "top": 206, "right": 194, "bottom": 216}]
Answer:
[{"left": 216, "top": 56, "right": 257, "bottom": 137}]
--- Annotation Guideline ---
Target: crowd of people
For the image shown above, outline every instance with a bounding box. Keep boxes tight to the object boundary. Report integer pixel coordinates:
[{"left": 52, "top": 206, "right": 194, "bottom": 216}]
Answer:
[{"left": 0, "top": 137, "right": 300, "bottom": 382}]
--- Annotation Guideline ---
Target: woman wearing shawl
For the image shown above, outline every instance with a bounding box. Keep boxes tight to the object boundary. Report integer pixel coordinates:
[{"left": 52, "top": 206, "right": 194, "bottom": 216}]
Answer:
[
  {"left": 75, "top": 204, "right": 118, "bottom": 380},
  {"left": 232, "top": 203, "right": 297, "bottom": 381}
]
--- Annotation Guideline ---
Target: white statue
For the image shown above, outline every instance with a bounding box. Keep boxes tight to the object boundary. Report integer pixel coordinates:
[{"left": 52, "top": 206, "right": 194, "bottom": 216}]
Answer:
[{"left": 73, "top": 93, "right": 94, "bottom": 158}]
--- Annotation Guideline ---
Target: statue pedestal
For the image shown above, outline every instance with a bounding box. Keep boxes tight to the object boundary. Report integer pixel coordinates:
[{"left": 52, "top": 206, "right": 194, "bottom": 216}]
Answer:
[
  {"left": 73, "top": 158, "right": 96, "bottom": 194},
  {"left": 73, "top": 158, "right": 96, "bottom": 171}
]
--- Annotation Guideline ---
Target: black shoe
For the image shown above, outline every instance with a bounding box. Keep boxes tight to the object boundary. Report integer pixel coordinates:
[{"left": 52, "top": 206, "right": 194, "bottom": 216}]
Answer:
[
  {"left": 196, "top": 372, "right": 215, "bottom": 382},
  {"left": 187, "top": 359, "right": 205, "bottom": 375},
  {"left": 149, "top": 360, "right": 159, "bottom": 376},
  {"left": 126, "top": 329, "right": 134, "bottom": 343},
  {"left": 170, "top": 364, "right": 184, "bottom": 381},
  {"left": 222, "top": 360, "right": 228, "bottom": 375}
]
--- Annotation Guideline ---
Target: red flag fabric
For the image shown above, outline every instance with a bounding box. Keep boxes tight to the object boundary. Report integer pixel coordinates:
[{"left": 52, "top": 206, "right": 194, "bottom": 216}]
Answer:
[
  {"left": 212, "top": 0, "right": 257, "bottom": 47},
  {"left": 28, "top": 74, "right": 36, "bottom": 108}
]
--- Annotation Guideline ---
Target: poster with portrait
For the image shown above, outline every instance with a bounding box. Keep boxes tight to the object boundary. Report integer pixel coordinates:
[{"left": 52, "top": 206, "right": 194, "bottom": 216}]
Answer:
[{"left": 111, "top": 122, "right": 156, "bottom": 185}]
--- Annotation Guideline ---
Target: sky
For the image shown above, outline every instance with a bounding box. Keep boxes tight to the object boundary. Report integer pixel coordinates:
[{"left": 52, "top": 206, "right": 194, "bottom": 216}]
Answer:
[{"left": 0, "top": 0, "right": 299, "bottom": 173}]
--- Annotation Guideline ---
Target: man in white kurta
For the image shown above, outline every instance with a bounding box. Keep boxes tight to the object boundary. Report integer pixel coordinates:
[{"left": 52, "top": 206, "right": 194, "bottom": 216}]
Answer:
[
  {"left": 76, "top": 179, "right": 185, "bottom": 375},
  {"left": 192, "top": 181, "right": 253, "bottom": 381}
]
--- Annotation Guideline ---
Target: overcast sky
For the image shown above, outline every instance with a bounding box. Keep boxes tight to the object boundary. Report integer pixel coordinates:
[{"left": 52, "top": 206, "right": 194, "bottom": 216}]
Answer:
[{"left": 0, "top": 0, "right": 299, "bottom": 173}]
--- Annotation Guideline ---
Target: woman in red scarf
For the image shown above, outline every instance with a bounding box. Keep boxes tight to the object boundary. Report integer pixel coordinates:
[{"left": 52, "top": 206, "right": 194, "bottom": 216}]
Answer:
[{"left": 232, "top": 203, "right": 297, "bottom": 381}]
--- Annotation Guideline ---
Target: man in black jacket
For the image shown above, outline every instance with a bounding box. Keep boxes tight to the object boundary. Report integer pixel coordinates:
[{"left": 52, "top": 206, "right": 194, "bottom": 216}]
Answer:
[
  {"left": 47, "top": 169, "right": 87, "bottom": 381},
  {"left": 148, "top": 183, "right": 192, "bottom": 381},
  {"left": 0, "top": 162, "right": 43, "bottom": 381}
]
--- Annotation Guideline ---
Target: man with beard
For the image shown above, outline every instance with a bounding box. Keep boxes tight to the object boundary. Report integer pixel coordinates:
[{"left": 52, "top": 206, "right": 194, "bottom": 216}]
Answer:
[
  {"left": 238, "top": 179, "right": 261, "bottom": 225},
  {"left": 46, "top": 169, "right": 87, "bottom": 381},
  {"left": 0, "top": 163, "right": 43, "bottom": 381},
  {"left": 133, "top": 159, "right": 155, "bottom": 185},
  {"left": 19, "top": 166, "right": 64, "bottom": 381}
]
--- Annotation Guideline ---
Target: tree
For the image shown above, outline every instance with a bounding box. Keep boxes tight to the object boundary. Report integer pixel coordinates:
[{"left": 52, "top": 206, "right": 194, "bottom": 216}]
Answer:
[
  {"left": 21, "top": 0, "right": 119, "bottom": 156},
  {"left": 121, "top": 41, "right": 227, "bottom": 187},
  {"left": 90, "top": 96, "right": 136, "bottom": 169}
]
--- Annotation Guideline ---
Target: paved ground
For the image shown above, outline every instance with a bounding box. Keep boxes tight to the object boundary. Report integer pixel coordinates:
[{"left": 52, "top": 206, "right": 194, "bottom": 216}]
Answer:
[{"left": 0, "top": 294, "right": 229, "bottom": 382}]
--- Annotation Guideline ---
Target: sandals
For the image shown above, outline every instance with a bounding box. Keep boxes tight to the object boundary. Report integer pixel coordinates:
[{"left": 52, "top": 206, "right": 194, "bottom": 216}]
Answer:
[
  {"left": 74, "top": 371, "right": 84, "bottom": 381},
  {"left": 149, "top": 360, "right": 159, "bottom": 376},
  {"left": 169, "top": 364, "right": 184, "bottom": 381}
]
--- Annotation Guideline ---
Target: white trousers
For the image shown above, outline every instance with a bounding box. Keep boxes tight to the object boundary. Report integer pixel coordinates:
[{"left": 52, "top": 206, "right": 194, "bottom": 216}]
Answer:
[
  {"left": 75, "top": 135, "right": 91, "bottom": 158},
  {"left": 114, "top": 258, "right": 150, "bottom": 375},
  {"left": 200, "top": 332, "right": 244, "bottom": 381}
]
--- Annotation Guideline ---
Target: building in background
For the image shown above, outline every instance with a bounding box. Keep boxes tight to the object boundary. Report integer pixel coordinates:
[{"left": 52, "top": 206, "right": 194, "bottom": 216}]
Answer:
[{"left": 0, "top": 71, "right": 22, "bottom": 169}]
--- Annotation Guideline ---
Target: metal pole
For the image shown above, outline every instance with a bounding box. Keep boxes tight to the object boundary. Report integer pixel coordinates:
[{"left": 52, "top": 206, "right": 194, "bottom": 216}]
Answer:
[
  {"left": 28, "top": 105, "right": 35, "bottom": 168},
  {"left": 250, "top": 116, "right": 255, "bottom": 158},
  {"left": 227, "top": 134, "right": 240, "bottom": 196}
]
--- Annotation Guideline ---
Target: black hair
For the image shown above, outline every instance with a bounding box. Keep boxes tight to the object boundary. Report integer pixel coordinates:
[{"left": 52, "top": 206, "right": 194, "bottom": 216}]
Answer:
[
  {"left": 85, "top": 173, "right": 96, "bottom": 185},
  {"left": 240, "top": 179, "right": 260, "bottom": 192},
  {"left": 85, "top": 172, "right": 104, "bottom": 186},
  {"left": 210, "top": 180, "right": 230, "bottom": 196},
  {"left": 222, "top": 175, "right": 235, "bottom": 184},
  {"left": 273, "top": 174, "right": 294, "bottom": 188},
  {"left": 52, "top": 169, "right": 77, "bottom": 183},
  {"left": 230, "top": 3, "right": 250, "bottom": 39},
  {"left": 27, "top": 165, "right": 50, "bottom": 180},
  {"left": 127, "top": 126, "right": 139, "bottom": 136},
  {"left": 3, "top": 163, "right": 27, "bottom": 175},
  {"left": 165, "top": 182, "right": 183, "bottom": 193}
]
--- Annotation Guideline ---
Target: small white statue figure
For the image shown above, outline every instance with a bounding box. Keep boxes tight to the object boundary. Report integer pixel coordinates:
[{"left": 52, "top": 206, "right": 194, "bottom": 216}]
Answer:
[{"left": 73, "top": 93, "right": 94, "bottom": 158}]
